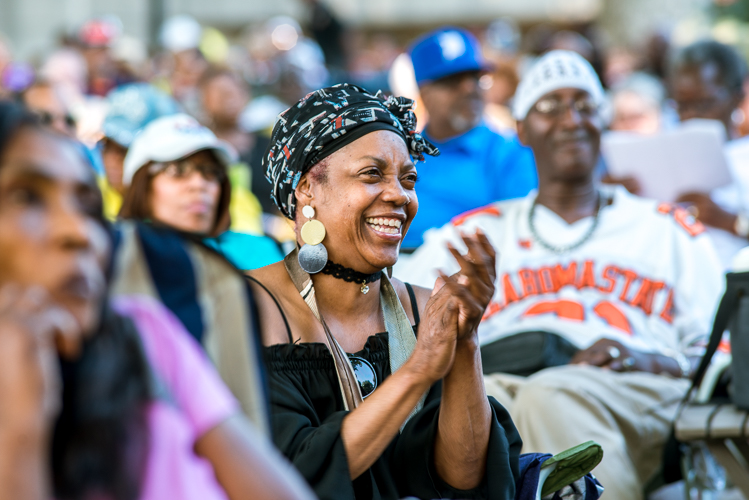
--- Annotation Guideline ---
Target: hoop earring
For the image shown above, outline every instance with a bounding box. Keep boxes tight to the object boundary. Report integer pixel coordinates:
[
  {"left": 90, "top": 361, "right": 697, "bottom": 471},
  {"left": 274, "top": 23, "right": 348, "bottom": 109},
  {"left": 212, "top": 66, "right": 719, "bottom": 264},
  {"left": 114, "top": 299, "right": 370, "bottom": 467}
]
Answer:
[{"left": 298, "top": 205, "right": 328, "bottom": 274}]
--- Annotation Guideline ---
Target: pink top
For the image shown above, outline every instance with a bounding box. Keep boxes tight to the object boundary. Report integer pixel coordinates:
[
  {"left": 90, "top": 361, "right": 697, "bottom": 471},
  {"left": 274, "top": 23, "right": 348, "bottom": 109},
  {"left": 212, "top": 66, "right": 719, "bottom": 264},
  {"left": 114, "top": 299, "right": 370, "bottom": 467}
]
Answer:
[{"left": 113, "top": 295, "right": 239, "bottom": 500}]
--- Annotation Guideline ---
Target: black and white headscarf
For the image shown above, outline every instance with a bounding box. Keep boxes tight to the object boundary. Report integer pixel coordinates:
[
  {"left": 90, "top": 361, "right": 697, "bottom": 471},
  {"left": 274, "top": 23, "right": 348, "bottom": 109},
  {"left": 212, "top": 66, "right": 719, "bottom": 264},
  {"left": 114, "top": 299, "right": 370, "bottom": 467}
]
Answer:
[{"left": 264, "top": 83, "right": 439, "bottom": 220}]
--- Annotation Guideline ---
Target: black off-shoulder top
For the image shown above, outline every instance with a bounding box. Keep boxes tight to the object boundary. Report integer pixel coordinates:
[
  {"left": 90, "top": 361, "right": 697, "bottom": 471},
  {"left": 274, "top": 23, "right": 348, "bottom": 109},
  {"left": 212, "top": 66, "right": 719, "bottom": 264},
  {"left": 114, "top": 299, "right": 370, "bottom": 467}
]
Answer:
[{"left": 255, "top": 280, "right": 522, "bottom": 500}]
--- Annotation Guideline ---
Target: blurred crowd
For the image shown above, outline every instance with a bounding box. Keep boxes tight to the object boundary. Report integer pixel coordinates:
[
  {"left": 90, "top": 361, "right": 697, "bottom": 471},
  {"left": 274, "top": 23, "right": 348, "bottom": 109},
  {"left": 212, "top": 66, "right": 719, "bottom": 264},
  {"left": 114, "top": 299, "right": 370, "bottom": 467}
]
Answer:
[
  {"left": 3, "top": 3, "right": 749, "bottom": 500},
  {"left": 4, "top": 7, "right": 749, "bottom": 261}
]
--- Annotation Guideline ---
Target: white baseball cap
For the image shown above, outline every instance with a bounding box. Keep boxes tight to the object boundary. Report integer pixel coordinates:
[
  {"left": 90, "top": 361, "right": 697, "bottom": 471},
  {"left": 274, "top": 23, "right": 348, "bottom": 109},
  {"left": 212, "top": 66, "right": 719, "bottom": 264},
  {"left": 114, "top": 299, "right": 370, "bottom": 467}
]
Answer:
[
  {"left": 122, "top": 114, "right": 237, "bottom": 186},
  {"left": 512, "top": 50, "right": 606, "bottom": 121}
]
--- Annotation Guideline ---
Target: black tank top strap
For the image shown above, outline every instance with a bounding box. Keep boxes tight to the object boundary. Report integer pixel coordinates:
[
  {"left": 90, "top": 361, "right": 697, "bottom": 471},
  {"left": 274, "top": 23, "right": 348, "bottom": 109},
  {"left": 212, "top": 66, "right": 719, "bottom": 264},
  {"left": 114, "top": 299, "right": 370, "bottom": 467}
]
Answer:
[
  {"left": 245, "top": 275, "right": 294, "bottom": 344},
  {"left": 404, "top": 282, "right": 420, "bottom": 326}
]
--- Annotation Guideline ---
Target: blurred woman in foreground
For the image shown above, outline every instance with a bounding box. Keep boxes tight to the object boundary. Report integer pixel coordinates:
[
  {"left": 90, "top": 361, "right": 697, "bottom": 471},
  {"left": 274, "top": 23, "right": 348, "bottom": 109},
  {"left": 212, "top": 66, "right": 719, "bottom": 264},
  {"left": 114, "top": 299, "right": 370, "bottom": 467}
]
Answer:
[{"left": 0, "top": 101, "right": 312, "bottom": 500}]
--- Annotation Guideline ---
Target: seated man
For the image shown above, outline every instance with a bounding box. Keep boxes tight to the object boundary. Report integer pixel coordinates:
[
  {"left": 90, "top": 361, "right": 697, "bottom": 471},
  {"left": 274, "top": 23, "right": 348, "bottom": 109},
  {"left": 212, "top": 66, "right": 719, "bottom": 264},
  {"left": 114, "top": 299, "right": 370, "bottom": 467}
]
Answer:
[{"left": 397, "top": 50, "right": 724, "bottom": 500}]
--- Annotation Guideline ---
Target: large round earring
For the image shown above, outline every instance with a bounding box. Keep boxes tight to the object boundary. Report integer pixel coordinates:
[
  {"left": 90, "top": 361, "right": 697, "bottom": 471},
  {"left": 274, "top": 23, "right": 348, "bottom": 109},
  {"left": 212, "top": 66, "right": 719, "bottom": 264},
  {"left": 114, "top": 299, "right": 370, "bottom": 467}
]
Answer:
[{"left": 298, "top": 205, "right": 328, "bottom": 274}]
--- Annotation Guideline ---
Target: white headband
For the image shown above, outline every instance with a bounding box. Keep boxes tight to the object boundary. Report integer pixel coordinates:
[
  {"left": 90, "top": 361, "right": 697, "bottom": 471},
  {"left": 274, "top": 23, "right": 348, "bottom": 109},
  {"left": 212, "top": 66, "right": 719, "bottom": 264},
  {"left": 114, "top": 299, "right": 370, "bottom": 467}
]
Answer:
[{"left": 512, "top": 50, "right": 605, "bottom": 120}]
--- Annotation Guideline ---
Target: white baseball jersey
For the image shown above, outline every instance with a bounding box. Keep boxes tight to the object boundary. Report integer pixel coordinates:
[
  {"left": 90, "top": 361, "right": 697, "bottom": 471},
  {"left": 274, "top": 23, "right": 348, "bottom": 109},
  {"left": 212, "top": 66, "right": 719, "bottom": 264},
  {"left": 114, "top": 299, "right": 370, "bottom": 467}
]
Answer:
[{"left": 396, "top": 186, "right": 724, "bottom": 357}]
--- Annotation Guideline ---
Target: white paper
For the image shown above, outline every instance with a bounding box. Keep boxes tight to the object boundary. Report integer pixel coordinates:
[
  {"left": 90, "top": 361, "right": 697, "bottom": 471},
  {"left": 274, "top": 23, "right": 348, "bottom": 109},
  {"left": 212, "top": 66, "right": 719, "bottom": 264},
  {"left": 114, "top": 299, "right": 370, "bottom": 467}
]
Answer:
[{"left": 600, "top": 119, "right": 732, "bottom": 202}]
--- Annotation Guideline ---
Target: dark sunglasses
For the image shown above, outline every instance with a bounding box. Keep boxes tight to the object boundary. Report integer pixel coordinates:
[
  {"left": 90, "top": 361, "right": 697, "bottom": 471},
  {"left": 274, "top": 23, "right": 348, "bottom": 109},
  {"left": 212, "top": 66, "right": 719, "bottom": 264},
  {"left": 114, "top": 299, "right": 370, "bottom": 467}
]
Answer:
[
  {"left": 349, "top": 355, "right": 377, "bottom": 398},
  {"left": 148, "top": 159, "right": 226, "bottom": 183}
]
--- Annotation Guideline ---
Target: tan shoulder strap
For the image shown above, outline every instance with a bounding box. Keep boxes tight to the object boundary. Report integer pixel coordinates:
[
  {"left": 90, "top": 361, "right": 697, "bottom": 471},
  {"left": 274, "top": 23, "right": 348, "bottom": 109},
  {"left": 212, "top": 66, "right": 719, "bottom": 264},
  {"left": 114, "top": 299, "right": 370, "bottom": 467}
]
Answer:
[
  {"left": 284, "top": 249, "right": 363, "bottom": 410},
  {"left": 284, "top": 249, "right": 426, "bottom": 423}
]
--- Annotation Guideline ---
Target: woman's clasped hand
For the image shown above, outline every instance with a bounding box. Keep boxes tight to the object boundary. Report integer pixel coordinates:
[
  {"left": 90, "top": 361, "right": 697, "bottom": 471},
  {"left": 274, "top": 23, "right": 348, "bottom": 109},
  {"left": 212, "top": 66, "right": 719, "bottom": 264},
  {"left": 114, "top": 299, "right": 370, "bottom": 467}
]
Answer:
[{"left": 411, "top": 230, "right": 497, "bottom": 382}]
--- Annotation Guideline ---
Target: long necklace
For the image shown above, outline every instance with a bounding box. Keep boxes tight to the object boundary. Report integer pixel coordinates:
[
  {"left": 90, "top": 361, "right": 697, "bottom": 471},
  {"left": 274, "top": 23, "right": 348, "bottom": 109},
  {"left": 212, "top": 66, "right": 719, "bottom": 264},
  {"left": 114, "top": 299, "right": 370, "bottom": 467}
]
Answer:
[{"left": 528, "top": 191, "right": 605, "bottom": 254}]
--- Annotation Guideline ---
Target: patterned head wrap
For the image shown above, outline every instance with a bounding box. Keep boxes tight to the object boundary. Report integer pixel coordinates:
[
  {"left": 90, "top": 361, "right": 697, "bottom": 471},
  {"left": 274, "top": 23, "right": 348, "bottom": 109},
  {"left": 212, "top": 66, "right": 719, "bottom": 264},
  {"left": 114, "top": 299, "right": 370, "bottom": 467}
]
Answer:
[{"left": 264, "top": 83, "right": 439, "bottom": 220}]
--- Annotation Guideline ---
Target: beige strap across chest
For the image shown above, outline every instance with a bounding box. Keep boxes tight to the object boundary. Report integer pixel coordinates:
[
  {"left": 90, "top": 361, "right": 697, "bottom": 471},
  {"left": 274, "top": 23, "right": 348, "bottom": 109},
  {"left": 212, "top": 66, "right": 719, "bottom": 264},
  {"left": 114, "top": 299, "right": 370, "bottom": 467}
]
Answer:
[{"left": 284, "top": 249, "right": 426, "bottom": 424}]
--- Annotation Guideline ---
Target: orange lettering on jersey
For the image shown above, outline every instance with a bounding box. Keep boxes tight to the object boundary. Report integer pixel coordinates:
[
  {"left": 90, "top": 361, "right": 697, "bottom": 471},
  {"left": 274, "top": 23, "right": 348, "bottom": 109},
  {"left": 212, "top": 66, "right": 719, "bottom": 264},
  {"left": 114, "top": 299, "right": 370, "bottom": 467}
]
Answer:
[
  {"left": 657, "top": 202, "right": 705, "bottom": 237},
  {"left": 593, "top": 301, "right": 633, "bottom": 335},
  {"left": 629, "top": 279, "right": 665, "bottom": 316},
  {"left": 618, "top": 269, "right": 639, "bottom": 301},
  {"left": 482, "top": 301, "right": 503, "bottom": 321},
  {"left": 657, "top": 203, "right": 673, "bottom": 214},
  {"left": 576, "top": 260, "right": 596, "bottom": 290},
  {"left": 673, "top": 207, "right": 706, "bottom": 237},
  {"left": 597, "top": 265, "right": 619, "bottom": 294},
  {"left": 451, "top": 205, "right": 502, "bottom": 226},
  {"left": 502, "top": 274, "right": 521, "bottom": 304},
  {"left": 537, "top": 267, "right": 556, "bottom": 294},
  {"left": 519, "top": 239, "right": 533, "bottom": 249},
  {"left": 518, "top": 269, "right": 539, "bottom": 296},
  {"left": 659, "top": 288, "right": 675, "bottom": 324},
  {"left": 523, "top": 299, "right": 585, "bottom": 321},
  {"left": 551, "top": 262, "right": 578, "bottom": 292}
]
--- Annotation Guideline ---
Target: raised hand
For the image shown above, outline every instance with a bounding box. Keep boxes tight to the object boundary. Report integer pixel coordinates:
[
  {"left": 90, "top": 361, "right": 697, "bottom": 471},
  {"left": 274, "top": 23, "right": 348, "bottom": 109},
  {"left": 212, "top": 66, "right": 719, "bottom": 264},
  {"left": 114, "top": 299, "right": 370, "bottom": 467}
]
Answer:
[{"left": 443, "top": 229, "right": 497, "bottom": 340}]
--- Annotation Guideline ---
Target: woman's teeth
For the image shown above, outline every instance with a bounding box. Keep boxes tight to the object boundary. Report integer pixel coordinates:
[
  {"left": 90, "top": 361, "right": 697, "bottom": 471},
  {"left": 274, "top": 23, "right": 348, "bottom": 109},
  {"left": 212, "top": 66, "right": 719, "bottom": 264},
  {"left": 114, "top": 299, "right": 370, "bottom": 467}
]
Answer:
[{"left": 365, "top": 217, "right": 402, "bottom": 235}]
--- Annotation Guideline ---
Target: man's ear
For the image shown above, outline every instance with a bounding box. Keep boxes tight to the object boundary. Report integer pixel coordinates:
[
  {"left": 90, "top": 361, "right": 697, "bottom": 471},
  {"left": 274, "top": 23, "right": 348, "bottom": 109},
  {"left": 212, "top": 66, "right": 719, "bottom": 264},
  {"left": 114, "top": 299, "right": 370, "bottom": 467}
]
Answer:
[
  {"left": 516, "top": 120, "right": 529, "bottom": 146},
  {"left": 295, "top": 173, "right": 314, "bottom": 208}
]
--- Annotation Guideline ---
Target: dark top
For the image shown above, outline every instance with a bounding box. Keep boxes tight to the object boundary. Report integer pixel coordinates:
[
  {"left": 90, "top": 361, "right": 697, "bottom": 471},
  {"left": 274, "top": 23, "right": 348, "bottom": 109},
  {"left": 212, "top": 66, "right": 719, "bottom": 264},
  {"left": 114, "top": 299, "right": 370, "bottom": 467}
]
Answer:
[{"left": 259, "top": 282, "right": 523, "bottom": 500}]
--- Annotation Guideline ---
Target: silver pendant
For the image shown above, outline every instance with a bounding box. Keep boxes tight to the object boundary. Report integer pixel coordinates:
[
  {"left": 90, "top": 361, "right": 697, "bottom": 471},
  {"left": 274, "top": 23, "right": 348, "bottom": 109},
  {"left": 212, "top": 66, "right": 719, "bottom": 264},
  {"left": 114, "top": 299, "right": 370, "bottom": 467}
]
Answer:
[
  {"left": 298, "top": 243, "right": 328, "bottom": 274},
  {"left": 360, "top": 283, "right": 370, "bottom": 294}
]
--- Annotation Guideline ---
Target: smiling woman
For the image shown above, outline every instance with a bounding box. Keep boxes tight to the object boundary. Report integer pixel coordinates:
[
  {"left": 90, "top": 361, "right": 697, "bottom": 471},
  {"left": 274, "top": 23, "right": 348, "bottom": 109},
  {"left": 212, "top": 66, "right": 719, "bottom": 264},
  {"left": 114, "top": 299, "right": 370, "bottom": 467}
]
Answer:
[{"left": 248, "top": 84, "right": 523, "bottom": 500}]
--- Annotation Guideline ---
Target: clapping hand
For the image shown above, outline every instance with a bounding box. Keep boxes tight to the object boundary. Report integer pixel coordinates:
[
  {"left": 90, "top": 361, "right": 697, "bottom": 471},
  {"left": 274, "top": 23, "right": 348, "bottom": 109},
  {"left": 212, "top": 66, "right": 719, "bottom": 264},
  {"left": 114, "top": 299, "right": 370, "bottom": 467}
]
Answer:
[
  {"left": 411, "top": 230, "right": 497, "bottom": 383},
  {"left": 439, "top": 229, "right": 497, "bottom": 342}
]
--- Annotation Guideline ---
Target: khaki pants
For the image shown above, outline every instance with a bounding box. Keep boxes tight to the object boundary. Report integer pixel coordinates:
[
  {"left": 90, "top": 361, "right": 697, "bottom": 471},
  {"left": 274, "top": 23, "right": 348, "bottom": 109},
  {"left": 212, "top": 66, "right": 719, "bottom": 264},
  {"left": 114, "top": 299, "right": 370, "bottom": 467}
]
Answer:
[{"left": 484, "top": 365, "right": 690, "bottom": 500}]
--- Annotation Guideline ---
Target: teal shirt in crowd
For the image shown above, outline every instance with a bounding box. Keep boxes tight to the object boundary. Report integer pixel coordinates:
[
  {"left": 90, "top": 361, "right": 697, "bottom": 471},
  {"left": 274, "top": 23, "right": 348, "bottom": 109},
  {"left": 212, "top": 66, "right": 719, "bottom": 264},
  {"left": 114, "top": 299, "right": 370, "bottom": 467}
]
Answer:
[{"left": 206, "top": 231, "right": 284, "bottom": 271}]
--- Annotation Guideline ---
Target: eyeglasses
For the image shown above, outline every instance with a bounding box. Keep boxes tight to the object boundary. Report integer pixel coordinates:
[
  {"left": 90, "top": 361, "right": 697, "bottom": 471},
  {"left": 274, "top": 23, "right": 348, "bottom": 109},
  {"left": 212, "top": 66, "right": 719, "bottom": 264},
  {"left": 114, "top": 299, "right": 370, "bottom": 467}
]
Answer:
[
  {"left": 35, "top": 110, "right": 76, "bottom": 130},
  {"left": 349, "top": 355, "right": 377, "bottom": 398},
  {"left": 532, "top": 97, "right": 599, "bottom": 117},
  {"left": 148, "top": 159, "right": 226, "bottom": 183}
]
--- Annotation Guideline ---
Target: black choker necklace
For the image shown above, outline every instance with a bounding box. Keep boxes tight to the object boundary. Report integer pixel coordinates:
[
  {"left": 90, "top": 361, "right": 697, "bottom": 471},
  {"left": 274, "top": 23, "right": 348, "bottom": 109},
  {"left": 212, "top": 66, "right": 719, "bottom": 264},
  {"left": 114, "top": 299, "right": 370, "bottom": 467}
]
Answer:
[{"left": 321, "top": 261, "right": 382, "bottom": 294}]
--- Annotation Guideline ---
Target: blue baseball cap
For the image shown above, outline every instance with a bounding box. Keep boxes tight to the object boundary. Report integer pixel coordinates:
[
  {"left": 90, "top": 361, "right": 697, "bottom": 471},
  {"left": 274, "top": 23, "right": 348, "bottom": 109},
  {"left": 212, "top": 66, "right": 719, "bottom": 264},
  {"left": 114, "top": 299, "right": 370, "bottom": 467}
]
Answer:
[
  {"left": 408, "top": 28, "right": 490, "bottom": 85},
  {"left": 103, "top": 83, "right": 181, "bottom": 148}
]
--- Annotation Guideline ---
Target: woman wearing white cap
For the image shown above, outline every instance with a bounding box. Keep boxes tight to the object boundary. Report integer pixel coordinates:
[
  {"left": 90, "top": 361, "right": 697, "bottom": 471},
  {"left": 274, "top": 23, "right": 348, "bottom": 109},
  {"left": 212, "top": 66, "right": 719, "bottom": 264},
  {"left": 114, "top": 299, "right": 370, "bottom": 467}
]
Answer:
[{"left": 119, "top": 114, "right": 282, "bottom": 270}]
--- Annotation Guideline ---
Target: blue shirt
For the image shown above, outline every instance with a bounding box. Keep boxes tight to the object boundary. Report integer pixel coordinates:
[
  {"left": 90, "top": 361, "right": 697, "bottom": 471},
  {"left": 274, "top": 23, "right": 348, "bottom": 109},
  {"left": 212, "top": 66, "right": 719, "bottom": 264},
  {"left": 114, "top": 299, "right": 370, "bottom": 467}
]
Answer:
[
  {"left": 205, "top": 231, "right": 284, "bottom": 271},
  {"left": 404, "top": 123, "right": 538, "bottom": 248}
]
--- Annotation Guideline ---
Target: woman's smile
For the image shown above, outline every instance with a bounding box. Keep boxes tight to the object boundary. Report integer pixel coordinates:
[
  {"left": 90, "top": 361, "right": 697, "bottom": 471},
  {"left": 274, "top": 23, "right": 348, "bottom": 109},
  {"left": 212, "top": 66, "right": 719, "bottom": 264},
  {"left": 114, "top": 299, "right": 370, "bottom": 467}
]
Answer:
[{"left": 364, "top": 216, "right": 404, "bottom": 240}]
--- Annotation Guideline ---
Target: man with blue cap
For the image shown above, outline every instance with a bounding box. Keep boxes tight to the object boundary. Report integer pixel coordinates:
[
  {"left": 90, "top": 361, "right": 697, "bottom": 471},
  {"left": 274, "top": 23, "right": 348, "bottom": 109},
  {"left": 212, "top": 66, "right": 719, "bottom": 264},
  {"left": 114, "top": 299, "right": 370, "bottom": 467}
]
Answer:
[{"left": 403, "top": 27, "right": 537, "bottom": 249}]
